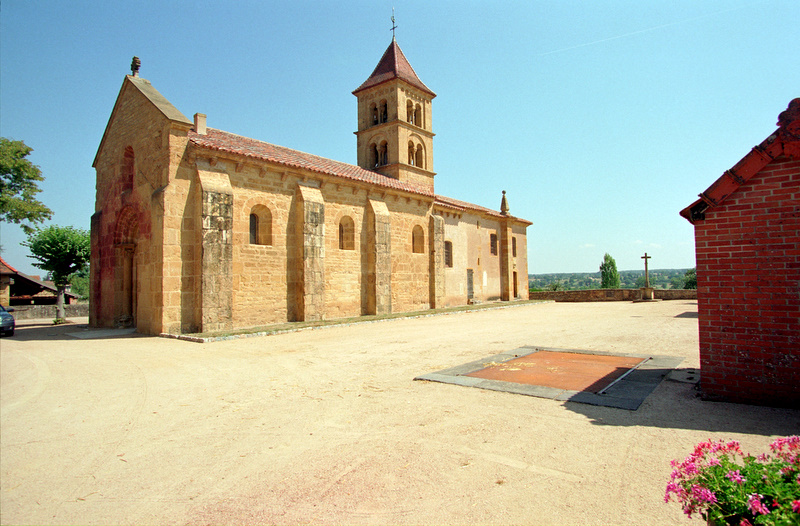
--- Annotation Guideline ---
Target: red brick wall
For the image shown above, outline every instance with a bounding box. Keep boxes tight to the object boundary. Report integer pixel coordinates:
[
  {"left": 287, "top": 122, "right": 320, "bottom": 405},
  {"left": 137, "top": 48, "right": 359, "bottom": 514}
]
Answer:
[{"left": 694, "top": 156, "right": 800, "bottom": 407}]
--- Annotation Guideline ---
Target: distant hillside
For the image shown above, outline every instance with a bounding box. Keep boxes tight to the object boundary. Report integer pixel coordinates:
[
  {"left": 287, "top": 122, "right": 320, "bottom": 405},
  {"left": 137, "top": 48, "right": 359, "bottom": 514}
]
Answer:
[{"left": 528, "top": 269, "right": 693, "bottom": 291}]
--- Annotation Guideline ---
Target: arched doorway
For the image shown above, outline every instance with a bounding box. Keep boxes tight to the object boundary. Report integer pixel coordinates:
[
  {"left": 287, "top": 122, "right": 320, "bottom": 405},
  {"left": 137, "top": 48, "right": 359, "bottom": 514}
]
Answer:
[{"left": 114, "top": 207, "right": 139, "bottom": 327}]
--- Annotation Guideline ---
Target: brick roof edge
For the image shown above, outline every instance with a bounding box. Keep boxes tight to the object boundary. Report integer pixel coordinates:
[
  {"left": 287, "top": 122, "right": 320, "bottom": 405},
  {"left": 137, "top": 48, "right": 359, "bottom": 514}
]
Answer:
[{"left": 680, "top": 98, "right": 800, "bottom": 224}]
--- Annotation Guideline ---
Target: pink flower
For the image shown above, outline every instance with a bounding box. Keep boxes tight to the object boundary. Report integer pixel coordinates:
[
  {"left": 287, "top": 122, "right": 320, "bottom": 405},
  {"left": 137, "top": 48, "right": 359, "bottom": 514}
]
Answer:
[
  {"left": 792, "top": 500, "right": 800, "bottom": 513},
  {"left": 747, "top": 494, "right": 770, "bottom": 516},
  {"left": 725, "top": 470, "right": 745, "bottom": 484},
  {"left": 690, "top": 484, "right": 717, "bottom": 504},
  {"left": 738, "top": 519, "right": 753, "bottom": 526}
]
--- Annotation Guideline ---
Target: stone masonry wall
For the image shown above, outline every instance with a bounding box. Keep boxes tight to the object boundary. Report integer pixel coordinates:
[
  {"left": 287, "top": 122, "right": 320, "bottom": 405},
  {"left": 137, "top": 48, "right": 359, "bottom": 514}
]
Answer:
[
  {"left": 528, "top": 289, "right": 697, "bottom": 302},
  {"left": 91, "top": 79, "right": 166, "bottom": 333},
  {"left": 386, "top": 197, "right": 432, "bottom": 312}
]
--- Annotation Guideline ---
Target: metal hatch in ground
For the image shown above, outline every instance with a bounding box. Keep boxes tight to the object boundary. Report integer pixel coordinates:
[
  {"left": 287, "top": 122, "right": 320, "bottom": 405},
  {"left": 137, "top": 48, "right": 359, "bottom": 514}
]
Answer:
[{"left": 414, "top": 346, "right": 684, "bottom": 410}]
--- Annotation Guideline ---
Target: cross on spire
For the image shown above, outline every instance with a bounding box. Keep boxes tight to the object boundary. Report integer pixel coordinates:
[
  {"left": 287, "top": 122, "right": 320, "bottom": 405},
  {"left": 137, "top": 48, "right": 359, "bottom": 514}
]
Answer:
[{"left": 390, "top": 8, "right": 397, "bottom": 40}]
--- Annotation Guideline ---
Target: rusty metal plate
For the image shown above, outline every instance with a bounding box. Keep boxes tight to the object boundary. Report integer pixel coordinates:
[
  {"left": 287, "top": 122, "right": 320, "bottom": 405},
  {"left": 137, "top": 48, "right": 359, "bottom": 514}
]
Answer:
[{"left": 465, "top": 351, "right": 645, "bottom": 393}]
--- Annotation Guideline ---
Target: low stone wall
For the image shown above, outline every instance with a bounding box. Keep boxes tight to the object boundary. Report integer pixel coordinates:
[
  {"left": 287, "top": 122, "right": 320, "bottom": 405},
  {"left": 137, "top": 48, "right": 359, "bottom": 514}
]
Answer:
[
  {"left": 527, "top": 289, "right": 697, "bottom": 302},
  {"left": 9, "top": 303, "right": 90, "bottom": 320}
]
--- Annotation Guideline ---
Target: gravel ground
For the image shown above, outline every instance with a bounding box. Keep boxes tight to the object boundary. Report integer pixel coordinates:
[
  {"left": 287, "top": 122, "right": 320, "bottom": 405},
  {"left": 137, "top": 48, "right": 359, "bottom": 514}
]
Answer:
[{"left": 2, "top": 300, "right": 798, "bottom": 525}]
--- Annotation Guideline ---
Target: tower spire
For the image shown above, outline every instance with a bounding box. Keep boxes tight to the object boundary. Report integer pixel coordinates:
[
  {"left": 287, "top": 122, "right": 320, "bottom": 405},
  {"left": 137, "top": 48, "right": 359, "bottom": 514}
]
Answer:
[{"left": 391, "top": 8, "right": 397, "bottom": 41}]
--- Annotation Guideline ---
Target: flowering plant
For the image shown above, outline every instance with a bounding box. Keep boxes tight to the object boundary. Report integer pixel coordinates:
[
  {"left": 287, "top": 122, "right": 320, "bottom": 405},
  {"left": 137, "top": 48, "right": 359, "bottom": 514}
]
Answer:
[{"left": 665, "top": 436, "right": 800, "bottom": 525}]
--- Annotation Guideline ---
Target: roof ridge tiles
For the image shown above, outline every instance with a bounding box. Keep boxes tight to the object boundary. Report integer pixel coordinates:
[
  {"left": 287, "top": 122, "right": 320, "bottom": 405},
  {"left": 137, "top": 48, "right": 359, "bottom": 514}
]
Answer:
[{"left": 189, "top": 127, "right": 434, "bottom": 197}]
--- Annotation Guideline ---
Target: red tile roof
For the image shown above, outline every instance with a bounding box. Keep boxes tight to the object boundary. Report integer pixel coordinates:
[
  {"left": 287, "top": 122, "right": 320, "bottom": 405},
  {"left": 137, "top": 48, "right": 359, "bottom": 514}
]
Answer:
[
  {"left": 435, "top": 195, "right": 533, "bottom": 225},
  {"left": 189, "top": 128, "right": 434, "bottom": 197},
  {"left": 680, "top": 98, "right": 800, "bottom": 224},
  {"left": 0, "top": 255, "right": 18, "bottom": 275},
  {"left": 353, "top": 39, "right": 435, "bottom": 97}
]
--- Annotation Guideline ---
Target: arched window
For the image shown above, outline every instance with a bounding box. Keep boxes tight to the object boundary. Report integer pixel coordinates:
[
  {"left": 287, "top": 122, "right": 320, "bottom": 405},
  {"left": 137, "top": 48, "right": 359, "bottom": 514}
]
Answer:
[
  {"left": 415, "top": 145, "right": 424, "bottom": 169},
  {"left": 412, "top": 225, "right": 424, "bottom": 254},
  {"left": 249, "top": 205, "right": 272, "bottom": 245},
  {"left": 414, "top": 104, "right": 422, "bottom": 128},
  {"left": 379, "top": 100, "right": 388, "bottom": 123},
  {"left": 339, "top": 216, "right": 355, "bottom": 250},
  {"left": 407, "top": 100, "right": 415, "bottom": 124},
  {"left": 378, "top": 141, "right": 388, "bottom": 166},
  {"left": 370, "top": 103, "right": 379, "bottom": 126},
  {"left": 444, "top": 241, "right": 453, "bottom": 268},
  {"left": 122, "top": 146, "right": 134, "bottom": 191},
  {"left": 408, "top": 141, "right": 415, "bottom": 165},
  {"left": 368, "top": 143, "right": 379, "bottom": 168}
]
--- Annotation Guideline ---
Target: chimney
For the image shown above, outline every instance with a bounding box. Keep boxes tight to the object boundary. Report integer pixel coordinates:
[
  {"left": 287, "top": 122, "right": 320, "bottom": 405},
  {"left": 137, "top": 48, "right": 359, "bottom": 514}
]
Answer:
[{"left": 194, "top": 113, "right": 207, "bottom": 135}]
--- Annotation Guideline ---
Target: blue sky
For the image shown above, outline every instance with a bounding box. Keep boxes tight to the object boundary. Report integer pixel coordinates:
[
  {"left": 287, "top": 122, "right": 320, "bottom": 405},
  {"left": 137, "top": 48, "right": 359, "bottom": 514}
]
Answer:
[{"left": 1, "top": 0, "right": 798, "bottom": 275}]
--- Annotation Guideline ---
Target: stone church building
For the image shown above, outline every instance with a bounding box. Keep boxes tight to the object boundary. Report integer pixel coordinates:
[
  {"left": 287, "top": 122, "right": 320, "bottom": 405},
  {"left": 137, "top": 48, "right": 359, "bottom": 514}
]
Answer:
[{"left": 90, "top": 40, "right": 531, "bottom": 335}]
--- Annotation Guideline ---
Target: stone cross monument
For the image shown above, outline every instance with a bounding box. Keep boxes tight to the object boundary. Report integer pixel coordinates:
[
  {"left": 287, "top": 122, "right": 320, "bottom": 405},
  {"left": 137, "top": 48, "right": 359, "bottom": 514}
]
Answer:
[
  {"left": 641, "top": 252, "right": 651, "bottom": 288},
  {"left": 640, "top": 252, "right": 654, "bottom": 300}
]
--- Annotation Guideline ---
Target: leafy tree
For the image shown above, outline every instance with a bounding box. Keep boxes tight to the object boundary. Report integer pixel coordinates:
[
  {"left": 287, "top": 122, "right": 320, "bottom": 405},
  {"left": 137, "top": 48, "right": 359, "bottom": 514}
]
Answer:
[
  {"left": 0, "top": 138, "right": 53, "bottom": 233},
  {"left": 683, "top": 268, "right": 697, "bottom": 289},
  {"left": 23, "top": 225, "right": 90, "bottom": 321},
  {"left": 599, "top": 253, "right": 620, "bottom": 288},
  {"left": 69, "top": 265, "right": 90, "bottom": 301},
  {"left": 546, "top": 280, "right": 564, "bottom": 291}
]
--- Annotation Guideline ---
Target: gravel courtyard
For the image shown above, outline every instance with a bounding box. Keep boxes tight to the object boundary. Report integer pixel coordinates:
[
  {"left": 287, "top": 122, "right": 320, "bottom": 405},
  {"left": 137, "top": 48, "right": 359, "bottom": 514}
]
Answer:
[{"left": 2, "top": 300, "right": 798, "bottom": 525}]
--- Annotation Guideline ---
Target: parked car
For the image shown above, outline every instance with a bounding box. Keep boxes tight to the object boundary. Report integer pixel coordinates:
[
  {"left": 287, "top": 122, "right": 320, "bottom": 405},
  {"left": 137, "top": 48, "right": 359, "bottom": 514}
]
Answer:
[{"left": 0, "top": 305, "right": 15, "bottom": 337}]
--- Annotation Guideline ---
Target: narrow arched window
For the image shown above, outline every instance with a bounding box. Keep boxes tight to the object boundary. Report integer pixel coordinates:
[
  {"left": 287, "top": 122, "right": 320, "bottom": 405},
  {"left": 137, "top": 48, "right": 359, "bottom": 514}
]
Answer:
[
  {"left": 444, "top": 241, "right": 453, "bottom": 268},
  {"left": 249, "top": 205, "right": 272, "bottom": 245},
  {"left": 415, "top": 145, "right": 424, "bottom": 169},
  {"left": 122, "top": 146, "right": 134, "bottom": 191},
  {"left": 370, "top": 103, "right": 379, "bottom": 126},
  {"left": 412, "top": 225, "right": 424, "bottom": 254},
  {"left": 407, "top": 100, "right": 415, "bottom": 124},
  {"left": 249, "top": 213, "right": 258, "bottom": 244},
  {"left": 339, "top": 216, "right": 355, "bottom": 250},
  {"left": 378, "top": 141, "right": 388, "bottom": 166},
  {"left": 369, "top": 143, "right": 379, "bottom": 168},
  {"left": 379, "top": 100, "right": 388, "bottom": 123},
  {"left": 414, "top": 104, "right": 422, "bottom": 128},
  {"left": 408, "top": 141, "right": 415, "bottom": 165}
]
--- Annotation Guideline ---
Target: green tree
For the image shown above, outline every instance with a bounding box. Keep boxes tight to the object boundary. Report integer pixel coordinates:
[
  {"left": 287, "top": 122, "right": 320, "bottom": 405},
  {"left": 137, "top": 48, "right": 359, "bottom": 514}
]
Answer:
[
  {"left": 0, "top": 138, "right": 53, "bottom": 233},
  {"left": 23, "top": 225, "right": 90, "bottom": 321},
  {"left": 69, "top": 265, "right": 90, "bottom": 301},
  {"left": 683, "top": 268, "right": 697, "bottom": 289},
  {"left": 599, "top": 253, "right": 620, "bottom": 288}
]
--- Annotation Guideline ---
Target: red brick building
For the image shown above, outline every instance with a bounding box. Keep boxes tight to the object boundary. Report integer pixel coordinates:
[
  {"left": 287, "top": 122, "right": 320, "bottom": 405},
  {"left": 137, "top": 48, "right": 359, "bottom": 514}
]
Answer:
[{"left": 680, "top": 99, "right": 800, "bottom": 407}]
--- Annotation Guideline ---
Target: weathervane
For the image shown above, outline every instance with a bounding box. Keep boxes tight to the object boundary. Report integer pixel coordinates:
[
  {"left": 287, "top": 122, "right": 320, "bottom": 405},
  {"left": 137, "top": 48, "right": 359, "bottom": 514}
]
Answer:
[{"left": 390, "top": 8, "right": 397, "bottom": 40}]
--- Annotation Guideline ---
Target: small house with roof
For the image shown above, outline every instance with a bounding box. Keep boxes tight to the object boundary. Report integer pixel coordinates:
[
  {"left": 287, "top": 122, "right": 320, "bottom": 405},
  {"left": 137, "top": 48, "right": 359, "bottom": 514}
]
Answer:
[
  {"left": 680, "top": 99, "right": 800, "bottom": 407},
  {"left": 0, "top": 256, "right": 79, "bottom": 306},
  {"left": 90, "top": 39, "right": 531, "bottom": 335}
]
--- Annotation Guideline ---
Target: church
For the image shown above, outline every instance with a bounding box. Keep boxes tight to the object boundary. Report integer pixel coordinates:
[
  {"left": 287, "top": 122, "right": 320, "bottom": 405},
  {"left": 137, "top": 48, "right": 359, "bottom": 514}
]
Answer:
[{"left": 90, "top": 39, "right": 531, "bottom": 335}]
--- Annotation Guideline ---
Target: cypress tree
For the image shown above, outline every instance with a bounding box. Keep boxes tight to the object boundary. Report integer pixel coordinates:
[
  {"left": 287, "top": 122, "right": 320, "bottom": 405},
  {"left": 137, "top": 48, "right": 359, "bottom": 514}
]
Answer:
[{"left": 600, "top": 253, "right": 621, "bottom": 288}]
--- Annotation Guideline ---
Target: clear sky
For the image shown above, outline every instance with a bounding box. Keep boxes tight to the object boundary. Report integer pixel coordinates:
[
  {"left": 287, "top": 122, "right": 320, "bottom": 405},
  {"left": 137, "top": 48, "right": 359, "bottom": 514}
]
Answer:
[{"left": 1, "top": 0, "right": 798, "bottom": 275}]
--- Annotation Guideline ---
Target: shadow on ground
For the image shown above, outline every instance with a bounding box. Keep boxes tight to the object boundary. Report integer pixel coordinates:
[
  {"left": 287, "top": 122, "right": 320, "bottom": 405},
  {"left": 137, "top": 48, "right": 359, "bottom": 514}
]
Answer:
[
  {"left": 565, "top": 368, "right": 800, "bottom": 436},
  {"left": 7, "top": 322, "right": 143, "bottom": 342}
]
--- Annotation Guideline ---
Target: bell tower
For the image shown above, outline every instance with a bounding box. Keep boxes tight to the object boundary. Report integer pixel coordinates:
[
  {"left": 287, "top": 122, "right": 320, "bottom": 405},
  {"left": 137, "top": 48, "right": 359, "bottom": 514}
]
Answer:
[{"left": 353, "top": 38, "right": 436, "bottom": 192}]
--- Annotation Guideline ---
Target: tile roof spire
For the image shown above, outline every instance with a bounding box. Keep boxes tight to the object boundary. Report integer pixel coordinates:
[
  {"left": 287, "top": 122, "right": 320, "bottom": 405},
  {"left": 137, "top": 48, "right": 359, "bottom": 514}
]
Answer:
[{"left": 353, "top": 39, "right": 435, "bottom": 97}]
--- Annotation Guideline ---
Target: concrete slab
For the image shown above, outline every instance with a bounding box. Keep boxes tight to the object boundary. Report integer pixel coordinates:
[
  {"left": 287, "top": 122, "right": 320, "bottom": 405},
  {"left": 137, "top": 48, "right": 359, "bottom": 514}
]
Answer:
[{"left": 67, "top": 327, "right": 138, "bottom": 339}]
